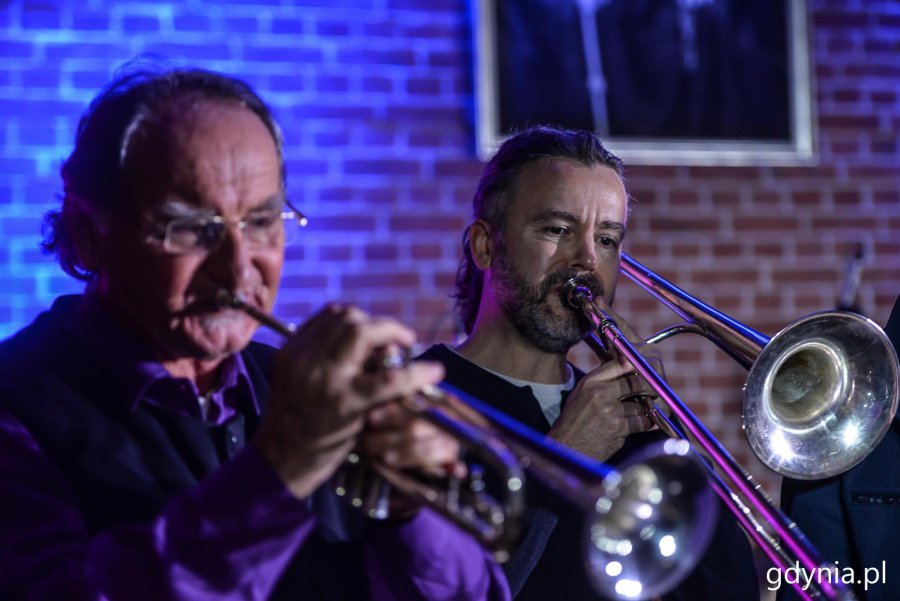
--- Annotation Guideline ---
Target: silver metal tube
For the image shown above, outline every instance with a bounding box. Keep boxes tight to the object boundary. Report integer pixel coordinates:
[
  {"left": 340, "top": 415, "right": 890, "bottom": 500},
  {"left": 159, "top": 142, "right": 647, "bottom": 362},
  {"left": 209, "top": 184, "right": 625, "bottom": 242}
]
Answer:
[
  {"left": 221, "top": 289, "right": 718, "bottom": 600},
  {"left": 563, "top": 277, "right": 856, "bottom": 601}
]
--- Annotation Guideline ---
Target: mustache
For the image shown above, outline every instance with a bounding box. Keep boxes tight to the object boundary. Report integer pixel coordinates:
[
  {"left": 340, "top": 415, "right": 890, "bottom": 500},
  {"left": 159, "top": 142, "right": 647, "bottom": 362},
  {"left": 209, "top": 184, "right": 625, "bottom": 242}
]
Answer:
[{"left": 182, "top": 289, "right": 263, "bottom": 316}]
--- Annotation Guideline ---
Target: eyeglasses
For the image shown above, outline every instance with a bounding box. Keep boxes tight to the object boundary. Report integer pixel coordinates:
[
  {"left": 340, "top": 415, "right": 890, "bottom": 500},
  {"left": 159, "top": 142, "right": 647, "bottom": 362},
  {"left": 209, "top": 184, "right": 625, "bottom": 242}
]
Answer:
[{"left": 154, "top": 203, "right": 308, "bottom": 254}]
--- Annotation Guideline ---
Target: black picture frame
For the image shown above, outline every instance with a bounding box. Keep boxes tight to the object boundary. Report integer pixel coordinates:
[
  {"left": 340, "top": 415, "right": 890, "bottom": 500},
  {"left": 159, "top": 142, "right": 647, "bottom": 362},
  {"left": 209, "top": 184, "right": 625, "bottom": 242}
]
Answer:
[{"left": 472, "top": 0, "right": 815, "bottom": 166}]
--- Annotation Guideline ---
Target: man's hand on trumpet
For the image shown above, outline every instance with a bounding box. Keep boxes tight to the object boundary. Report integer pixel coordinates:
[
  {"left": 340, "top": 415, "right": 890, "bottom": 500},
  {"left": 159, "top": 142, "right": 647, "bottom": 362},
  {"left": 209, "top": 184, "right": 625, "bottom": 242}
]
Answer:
[
  {"left": 252, "top": 304, "right": 449, "bottom": 500},
  {"left": 361, "top": 402, "right": 466, "bottom": 480},
  {"left": 355, "top": 401, "right": 470, "bottom": 519}
]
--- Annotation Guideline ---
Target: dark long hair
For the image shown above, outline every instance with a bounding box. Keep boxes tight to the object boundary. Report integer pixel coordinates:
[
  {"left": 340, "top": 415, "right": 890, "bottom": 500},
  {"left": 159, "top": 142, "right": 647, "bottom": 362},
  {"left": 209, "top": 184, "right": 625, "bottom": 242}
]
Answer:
[
  {"left": 453, "top": 126, "right": 624, "bottom": 334},
  {"left": 43, "top": 66, "right": 284, "bottom": 280}
]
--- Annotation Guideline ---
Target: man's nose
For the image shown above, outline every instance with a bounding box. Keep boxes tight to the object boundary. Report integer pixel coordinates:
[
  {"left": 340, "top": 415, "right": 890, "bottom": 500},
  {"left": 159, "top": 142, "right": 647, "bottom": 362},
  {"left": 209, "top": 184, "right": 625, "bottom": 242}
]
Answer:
[
  {"left": 209, "top": 224, "right": 254, "bottom": 286},
  {"left": 568, "top": 234, "right": 597, "bottom": 272}
]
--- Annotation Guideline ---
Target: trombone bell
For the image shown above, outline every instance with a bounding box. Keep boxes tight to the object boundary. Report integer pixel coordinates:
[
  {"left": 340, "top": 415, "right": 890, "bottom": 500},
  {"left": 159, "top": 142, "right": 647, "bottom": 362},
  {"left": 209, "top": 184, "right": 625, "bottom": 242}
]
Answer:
[
  {"left": 744, "top": 311, "right": 900, "bottom": 480},
  {"left": 617, "top": 252, "right": 899, "bottom": 480}
]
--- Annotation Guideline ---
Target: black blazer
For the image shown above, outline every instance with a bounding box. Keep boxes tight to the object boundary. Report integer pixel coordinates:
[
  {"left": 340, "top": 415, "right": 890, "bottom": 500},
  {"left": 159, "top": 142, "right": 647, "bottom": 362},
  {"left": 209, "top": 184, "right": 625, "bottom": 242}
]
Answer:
[{"left": 0, "top": 296, "right": 365, "bottom": 600}]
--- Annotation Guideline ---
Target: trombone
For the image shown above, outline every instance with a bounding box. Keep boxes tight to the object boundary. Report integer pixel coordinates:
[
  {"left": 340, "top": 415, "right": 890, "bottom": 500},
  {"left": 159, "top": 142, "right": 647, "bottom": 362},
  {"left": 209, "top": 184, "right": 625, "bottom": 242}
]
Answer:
[
  {"left": 562, "top": 252, "right": 900, "bottom": 601},
  {"left": 218, "top": 289, "right": 717, "bottom": 600}
]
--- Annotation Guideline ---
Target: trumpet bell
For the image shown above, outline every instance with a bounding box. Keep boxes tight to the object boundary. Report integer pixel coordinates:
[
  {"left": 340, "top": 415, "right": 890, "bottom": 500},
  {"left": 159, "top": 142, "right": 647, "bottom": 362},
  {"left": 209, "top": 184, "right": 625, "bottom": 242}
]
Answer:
[
  {"left": 585, "top": 440, "right": 717, "bottom": 600},
  {"left": 744, "top": 311, "right": 900, "bottom": 480}
]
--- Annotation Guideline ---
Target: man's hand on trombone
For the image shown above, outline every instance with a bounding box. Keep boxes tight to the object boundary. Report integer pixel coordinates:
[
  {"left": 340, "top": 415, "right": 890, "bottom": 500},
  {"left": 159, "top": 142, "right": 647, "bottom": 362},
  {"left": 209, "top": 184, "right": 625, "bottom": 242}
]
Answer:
[{"left": 548, "top": 300, "right": 667, "bottom": 463}]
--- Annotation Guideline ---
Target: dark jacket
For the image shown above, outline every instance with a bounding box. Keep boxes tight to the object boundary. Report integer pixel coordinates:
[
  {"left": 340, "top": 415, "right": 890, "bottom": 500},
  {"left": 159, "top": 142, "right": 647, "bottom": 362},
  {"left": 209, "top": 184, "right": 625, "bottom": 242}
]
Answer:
[{"left": 0, "top": 295, "right": 364, "bottom": 600}]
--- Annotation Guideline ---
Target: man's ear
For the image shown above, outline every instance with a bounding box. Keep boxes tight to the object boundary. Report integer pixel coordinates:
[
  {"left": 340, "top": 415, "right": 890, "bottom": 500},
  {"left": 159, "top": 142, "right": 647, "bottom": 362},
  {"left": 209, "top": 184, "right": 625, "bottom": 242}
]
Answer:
[
  {"left": 62, "top": 197, "right": 106, "bottom": 275},
  {"left": 469, "top": 219, "right": 494, "bottom": 270}
]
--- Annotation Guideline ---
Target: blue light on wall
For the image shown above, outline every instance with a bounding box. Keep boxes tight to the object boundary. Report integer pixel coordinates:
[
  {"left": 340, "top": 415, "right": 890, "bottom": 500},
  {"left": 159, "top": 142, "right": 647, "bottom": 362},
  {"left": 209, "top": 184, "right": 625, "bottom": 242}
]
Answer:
[{"left": 0, "top": 0, "right": 472, "bottom": 340}]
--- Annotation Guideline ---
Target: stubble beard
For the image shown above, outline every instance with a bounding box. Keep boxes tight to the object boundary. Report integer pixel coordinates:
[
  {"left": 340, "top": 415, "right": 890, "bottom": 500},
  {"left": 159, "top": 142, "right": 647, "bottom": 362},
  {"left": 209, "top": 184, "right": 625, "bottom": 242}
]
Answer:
[{"left": 491, "top": 250, "right": 604, "bottom": 355}]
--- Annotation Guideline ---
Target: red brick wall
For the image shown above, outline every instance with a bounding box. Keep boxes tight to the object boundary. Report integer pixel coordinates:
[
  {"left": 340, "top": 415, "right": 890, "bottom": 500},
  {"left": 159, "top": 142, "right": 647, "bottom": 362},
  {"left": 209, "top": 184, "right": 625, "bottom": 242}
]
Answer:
[
  {"left": 599, "top": 1, "right": 900, "bottom": 495},
  {"left": 1, "top": 0, "right": 898, "bottom": 503}
]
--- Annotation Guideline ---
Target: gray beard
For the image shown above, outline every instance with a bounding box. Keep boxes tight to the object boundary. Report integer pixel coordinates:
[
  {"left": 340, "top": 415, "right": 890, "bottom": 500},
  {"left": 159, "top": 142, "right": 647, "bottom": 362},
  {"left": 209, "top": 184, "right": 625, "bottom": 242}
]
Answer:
[{"left": 491, "top": 252, "right": 603, "bottom": 355}]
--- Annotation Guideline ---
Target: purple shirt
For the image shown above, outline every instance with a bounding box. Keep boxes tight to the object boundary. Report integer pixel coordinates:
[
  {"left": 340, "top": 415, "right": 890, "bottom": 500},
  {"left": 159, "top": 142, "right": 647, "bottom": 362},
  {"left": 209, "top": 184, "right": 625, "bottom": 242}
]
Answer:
[{"left": 0, "top": 294, "right": 510, "bottom": 600}]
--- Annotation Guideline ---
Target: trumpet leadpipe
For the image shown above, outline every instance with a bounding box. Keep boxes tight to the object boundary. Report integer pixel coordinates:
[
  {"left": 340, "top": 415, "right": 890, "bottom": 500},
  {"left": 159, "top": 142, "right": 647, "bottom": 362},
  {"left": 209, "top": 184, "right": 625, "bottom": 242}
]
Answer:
[{"left": 221, "top": 288, "right": 718, "bottom": 600}]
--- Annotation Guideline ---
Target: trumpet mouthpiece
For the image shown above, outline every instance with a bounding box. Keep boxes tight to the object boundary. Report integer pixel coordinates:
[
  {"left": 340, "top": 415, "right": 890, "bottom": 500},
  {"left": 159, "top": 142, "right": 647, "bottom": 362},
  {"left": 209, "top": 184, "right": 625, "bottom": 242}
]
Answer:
[
  {"left": 216, "top": 289, "right": 296, "bottom": 337},
  {"left": 215, "top": 289, "right": 245, "bottom": 310}
]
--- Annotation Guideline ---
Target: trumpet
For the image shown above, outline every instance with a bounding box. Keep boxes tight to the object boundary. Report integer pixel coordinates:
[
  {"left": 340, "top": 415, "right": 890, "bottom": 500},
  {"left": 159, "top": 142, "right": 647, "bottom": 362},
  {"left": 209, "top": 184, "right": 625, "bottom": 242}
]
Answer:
[
  {"left": 218, "top": 289, "right": 717, "bottom": 600},
  {"left": 562, "top": 252, "right": 900, "bottom": 601}
]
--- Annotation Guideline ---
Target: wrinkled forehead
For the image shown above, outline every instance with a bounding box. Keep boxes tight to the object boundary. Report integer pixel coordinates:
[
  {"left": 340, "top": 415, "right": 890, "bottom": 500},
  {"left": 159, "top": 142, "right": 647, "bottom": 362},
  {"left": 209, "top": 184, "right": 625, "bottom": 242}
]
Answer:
[
  {"left": 508, "top": 158, "right": 629, "bottom": 221},
  {"left": 117, "top": 98, "right": 282, "bottom": 215},
  {"left": 120, "top": 96, "right": 258, "bottom": 169}
]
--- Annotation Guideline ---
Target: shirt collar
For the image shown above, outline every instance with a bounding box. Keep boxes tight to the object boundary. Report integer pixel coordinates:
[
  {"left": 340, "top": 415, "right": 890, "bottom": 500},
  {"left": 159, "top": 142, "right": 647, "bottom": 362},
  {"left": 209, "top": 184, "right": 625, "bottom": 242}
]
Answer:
[{"left": 67, "top": 291, "right": 260, "bottom": 423}]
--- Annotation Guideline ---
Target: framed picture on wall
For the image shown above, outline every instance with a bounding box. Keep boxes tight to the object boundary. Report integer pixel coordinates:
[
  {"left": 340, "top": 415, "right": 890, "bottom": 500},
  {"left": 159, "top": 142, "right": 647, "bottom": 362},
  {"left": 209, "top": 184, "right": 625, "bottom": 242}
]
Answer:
[{"left": 472, "top": 0, "right": 814, "bottom": 166}]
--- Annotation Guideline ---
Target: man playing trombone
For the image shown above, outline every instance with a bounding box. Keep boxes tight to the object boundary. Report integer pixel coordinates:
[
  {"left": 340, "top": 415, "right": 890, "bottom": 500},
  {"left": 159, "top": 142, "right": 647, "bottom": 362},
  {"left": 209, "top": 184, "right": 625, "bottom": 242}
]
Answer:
[
  {"left": 420, "top": 125, "right": 759, "bottom": 600},
  {"left": 0, "top": 67, "right": 510, "bottom": 601}
]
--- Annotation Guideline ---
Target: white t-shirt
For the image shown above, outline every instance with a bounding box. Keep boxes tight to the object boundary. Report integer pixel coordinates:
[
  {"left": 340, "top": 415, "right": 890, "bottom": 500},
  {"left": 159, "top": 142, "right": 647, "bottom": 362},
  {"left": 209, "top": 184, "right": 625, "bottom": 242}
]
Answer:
[{"left": 443, "top": 345, "right": 575, "bottom": 425}]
